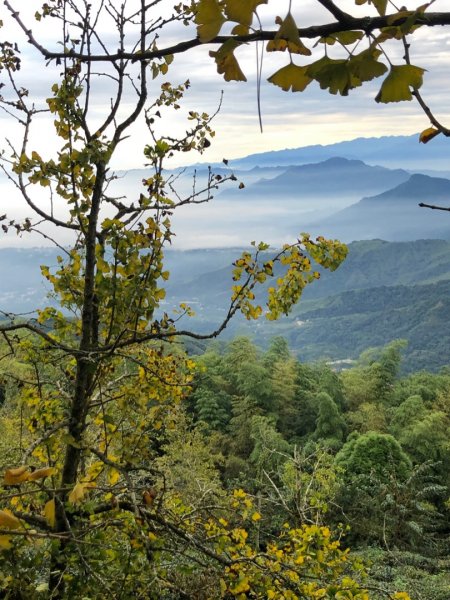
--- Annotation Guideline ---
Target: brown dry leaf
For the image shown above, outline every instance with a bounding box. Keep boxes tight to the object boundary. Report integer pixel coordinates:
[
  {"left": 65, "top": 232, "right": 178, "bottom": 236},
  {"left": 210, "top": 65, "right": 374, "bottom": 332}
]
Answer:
[
  {"left": 3, "top": 466, "right": 31, "bottom": 485},
  {"left": 419, "top": 127, "right": 441, "bottom": 144},
  {"left": 28, "top": 467, "right": 57, "bottom": 482}
]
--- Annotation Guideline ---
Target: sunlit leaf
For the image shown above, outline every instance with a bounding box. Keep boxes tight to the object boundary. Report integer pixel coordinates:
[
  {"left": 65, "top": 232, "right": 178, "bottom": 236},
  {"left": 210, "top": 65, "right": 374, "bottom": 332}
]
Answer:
[
  {"left": 0, "top": 535, "right": 12, "bottom": 550},
  {"left": 375, "top": 65, "right": 425, "bottom": 103},
  {"left": 268, "top": 63, "right": 312, "bottom": 92},
  {"left": 28, "top": 467, "right": 57, "bottom": 482}
]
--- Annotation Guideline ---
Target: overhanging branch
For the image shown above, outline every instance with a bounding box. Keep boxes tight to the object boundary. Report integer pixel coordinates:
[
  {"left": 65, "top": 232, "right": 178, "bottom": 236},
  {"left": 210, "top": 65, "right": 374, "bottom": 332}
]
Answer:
[
  {"left": 419, "top": 202, "right": 450, "bottom": 211},
  {"left": 4, "top": 1, "right": 450, "bottom": 64}
]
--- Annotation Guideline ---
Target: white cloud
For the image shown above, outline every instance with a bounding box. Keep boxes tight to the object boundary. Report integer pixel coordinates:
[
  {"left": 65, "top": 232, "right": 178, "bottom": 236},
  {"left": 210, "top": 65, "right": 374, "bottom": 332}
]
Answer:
[{"left": 1, "top": 0, "right": 450, "bottom": 248}]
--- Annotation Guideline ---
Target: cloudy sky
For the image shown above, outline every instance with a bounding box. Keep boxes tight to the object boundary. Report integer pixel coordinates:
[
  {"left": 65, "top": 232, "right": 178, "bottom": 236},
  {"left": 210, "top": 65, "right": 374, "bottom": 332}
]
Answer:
[
  {"left": 2, "top": 0, "right": 449, "bottom": 168},
  {"left": 1, "top": 0, "right": 450, "bottom": 248}
]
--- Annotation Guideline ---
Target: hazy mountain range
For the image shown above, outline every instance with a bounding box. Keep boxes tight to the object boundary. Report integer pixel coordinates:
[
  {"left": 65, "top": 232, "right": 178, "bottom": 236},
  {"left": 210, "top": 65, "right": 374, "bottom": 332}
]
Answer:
[
  {"left": 2, "top": 133, "right": 450, "bottom": 371},
  {"left": 223, "top": 133, "right": 450, "bottom": 172}
]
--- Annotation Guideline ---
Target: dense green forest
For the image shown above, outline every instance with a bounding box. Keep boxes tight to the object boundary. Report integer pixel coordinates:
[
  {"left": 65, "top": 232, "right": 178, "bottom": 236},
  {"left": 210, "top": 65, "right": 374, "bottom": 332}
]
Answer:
[
  {"left": 2, "top": 335, "right": 448, "bottom": 598},
  {"left": 184, "top": 337, "right": 450, "bottom": 599},
  {"left": 3, "top": 0, "right": 450, "bottom": 597}
]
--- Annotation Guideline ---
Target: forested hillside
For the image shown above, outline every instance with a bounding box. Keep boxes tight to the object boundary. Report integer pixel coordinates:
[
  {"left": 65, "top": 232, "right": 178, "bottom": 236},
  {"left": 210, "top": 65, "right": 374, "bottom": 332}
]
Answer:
[
  {"left": 183, "top": 337, "right": 450, "bottom": 600},
  {"left": 3, "top": 0, "right": 450, "bottom": 597},
  {"left": 3, "top": 240, "right": 450, "bottom": 372},
  {"left": 1, "top": 335, "right": 448, "bottom": 598}
]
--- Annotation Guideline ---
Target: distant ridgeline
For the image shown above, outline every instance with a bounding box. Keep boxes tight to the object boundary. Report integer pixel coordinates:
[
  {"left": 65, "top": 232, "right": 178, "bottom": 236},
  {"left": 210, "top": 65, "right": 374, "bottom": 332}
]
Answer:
[
  {"left": 3, "top": 140, "right": 450, "bottom": 372},
  {"left": 2, "top": 239, "right": 450, "bottom": 372}
]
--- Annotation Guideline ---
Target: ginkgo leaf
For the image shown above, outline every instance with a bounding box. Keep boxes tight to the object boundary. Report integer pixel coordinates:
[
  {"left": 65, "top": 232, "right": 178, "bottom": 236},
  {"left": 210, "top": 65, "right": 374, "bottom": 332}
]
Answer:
[
  {"left": 375, "top": 65, "right": 425, "bottom": 103},
  {"left": 68, "top": 481, "right": 96, "bottom": 505},
  {"left": 209, "top": 40, "right": 247, "bottom": 82},
  {"left": 419, "top": 127, "right": 441, "bottom": 143},
  {"left": 195, "top": 0, "right": 225, "bottom": 43},
  {"left": 268, "top": 63, "right": 312, "bottom": 92},
  {"left": 3, "top": 466, "right": 31, "bottom": 485},
  {"left": 224, "top": 0, "right": 267, "bottom": 27},
  {"left": 355, "top": 0, "right": 388, "bottom": 16},
  {"left": 267, "top": 12, "right": 311, "bottom": 55},
  {"left": 44, "top": 499, "right": 56, "bottom": 528},
  {"left": 387, "top": 10, "right": 413, "bottom": 25},
  {"left": 349, "top": 49, "right": 388, "bottom": 83},
  {"left": 307, "top": 57, "right": 362, "bottom": 96},
  {"left": 0, "top": 509, "right": 21, "bottom": 529},
  {"left": 320, "top": 31, "right": 364, "bottom": 46},
  {"left": 231, "top": 24, "right": 249, "bottom": 36}
]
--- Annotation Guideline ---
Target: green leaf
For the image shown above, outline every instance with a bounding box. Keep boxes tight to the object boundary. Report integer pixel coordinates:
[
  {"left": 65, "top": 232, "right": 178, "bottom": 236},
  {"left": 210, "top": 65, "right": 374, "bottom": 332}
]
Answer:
[
  {"left": 306, "top": 57, "right": 361, "bottom": 96},
  {"left": 320, "top": 31, "right": 364, "bottom": 46},
  {"left": 375, "top": 65, "right": 425, "bottom": 103},
  {"left": 268, "top": 63, "right": 312, "bottom": 92},
  {"left": 348, "top": 49, "right": 388, "bottom": 83}
]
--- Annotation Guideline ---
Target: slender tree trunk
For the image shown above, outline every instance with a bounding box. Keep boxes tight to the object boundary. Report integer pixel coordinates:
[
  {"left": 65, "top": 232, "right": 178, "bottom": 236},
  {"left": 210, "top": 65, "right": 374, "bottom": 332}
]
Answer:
[{"left": 49, "top": 163, "right": 105, "bottom": 598}]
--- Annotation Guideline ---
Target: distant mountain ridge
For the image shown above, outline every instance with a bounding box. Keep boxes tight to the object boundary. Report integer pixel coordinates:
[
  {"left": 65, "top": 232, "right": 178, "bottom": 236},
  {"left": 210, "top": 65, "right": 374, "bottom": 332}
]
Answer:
[
  {"left": 224, "top": 133, "right": 450, "bottom": 171},
  {"left": 308, "top": 173, "right": 450, "bottom": 241},
  {"left": 2, "top": 239, "right": 450, "bottom": 371},
  {"left": 221, "top": 157, "right": 410, "bottom": 201}
]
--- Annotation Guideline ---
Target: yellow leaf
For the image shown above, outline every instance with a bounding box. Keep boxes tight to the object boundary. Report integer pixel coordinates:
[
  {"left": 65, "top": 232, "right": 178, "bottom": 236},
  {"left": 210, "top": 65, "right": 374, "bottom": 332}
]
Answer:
[
  {"left": 0, "top": 535, "right": 12, "bottom": 550},
  {"left": 268, "top": 63, "right": 312, "bottom": 92},
  {"left": 419, "top": 127, "right": 441, "bottom": 144},
  {"left": 224, "top": 0, "right": 267, "bottom": 27},
  {"left": 209, "top": 40, "right": 247, "bottom": 82},
  {"left": 0, "top": 509, "right": 21, "bottom": 530},
  {"left": 375, "top": 64, "right": 425, "bottom": 103},
  {"left": 108, "top": 469, "right": 120, "bottom": 486},
  {"left": 355, "top": 0, "right": 387, "bottom": 16},
  {"left": 231, "top": 24, "right": 249, "bottom": 35},
  {"left": 266, "top": 12, "right": 311, "bottom": 56},
  {"left": 68, "top": 481, "right": 96, "bottom": 505},
  {"left": 43, "top": 499, "right": 56, "bottom": 528},
  {"left": 195, "top": 0, "right": 225, "bottom": 43},
  {"left": 3, "top": 466, "right": 31, "bottom": 485},
  {"left": 28, "top": 467, "right": 57, "bottom": 482}
]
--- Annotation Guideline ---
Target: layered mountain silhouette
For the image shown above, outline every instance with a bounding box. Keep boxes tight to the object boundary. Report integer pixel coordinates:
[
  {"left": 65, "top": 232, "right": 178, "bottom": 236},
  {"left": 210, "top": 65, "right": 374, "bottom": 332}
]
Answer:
[
  {"left": 221, "top": 157, "right": 410, "bottom": 201},
  {"left": 307, "top": 174, "right": 450, "bottom": 241},
  {"left": 227, "top": 133, "right": 450, "bottom": 171}
]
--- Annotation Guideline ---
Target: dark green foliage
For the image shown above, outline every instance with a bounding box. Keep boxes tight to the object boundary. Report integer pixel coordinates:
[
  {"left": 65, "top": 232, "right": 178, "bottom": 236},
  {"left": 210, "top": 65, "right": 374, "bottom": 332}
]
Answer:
[
  {"left": 314, "top": 392, "right": 346, "bottom": 450},
  {"left": 360, "top": 548, "right": 450, "bottom": 600},
  {"left": 336, "top": 432, "right": 412, "bottom": 481},
  {"left": 185, "top": 335, "right": 449, "bottom": 574}
]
